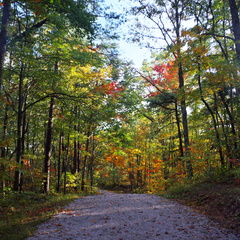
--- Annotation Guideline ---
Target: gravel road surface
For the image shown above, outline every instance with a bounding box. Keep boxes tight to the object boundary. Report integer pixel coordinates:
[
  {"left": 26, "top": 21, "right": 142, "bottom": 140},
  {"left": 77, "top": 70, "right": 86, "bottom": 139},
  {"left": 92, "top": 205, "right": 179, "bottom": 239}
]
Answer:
[{"left": 27, "top": 190, "right": 240, "bottom": 240}]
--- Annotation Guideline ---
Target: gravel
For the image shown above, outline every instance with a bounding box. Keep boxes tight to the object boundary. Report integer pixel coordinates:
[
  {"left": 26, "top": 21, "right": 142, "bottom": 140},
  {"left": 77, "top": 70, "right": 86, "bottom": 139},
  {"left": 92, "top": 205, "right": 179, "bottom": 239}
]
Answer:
[{"left": 27, "top": 190, "right": 240, "bottom": 240}]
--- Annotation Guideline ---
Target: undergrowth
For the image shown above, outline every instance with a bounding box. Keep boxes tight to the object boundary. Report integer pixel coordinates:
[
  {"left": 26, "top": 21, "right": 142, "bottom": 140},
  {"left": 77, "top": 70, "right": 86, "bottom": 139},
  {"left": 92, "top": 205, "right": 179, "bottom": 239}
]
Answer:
[
  {"left": 0, "top": 191, "right": 89, "bottom": 240},
  {"left": 159, "top": 168, "right": 240, "bottom": 233}
]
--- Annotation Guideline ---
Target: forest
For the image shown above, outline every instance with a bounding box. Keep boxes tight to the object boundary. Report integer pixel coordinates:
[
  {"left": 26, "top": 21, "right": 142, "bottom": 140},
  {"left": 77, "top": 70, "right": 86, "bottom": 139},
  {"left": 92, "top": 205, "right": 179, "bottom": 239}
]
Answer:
[{"left": 0, "top": 0, "right": 239, "bottom": 196}]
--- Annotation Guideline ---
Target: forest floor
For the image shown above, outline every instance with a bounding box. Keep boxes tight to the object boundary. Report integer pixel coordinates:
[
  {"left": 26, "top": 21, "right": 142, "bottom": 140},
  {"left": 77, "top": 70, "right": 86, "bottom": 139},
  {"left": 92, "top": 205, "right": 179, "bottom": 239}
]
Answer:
[
  {"left": 26, "top": 189, "right": 240, "bottom": 240},
  {"left": 162, "top": 182, "right": 240, "bottom": 235}
]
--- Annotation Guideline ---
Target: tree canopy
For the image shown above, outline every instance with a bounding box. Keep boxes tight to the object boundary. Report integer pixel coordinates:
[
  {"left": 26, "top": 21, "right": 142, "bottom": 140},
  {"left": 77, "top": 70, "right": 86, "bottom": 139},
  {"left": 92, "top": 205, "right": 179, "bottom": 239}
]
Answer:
[{"left": 0, "top": 0, "right": 239, "bottom": 195}]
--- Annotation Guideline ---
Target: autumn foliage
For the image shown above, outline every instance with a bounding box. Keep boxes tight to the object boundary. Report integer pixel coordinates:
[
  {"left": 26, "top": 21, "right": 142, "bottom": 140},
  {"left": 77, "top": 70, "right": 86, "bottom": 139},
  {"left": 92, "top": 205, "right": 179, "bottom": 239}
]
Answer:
[
  {"left": 152, "top": 61, "right": 178, "bottom": 90},
  {"left": 96, "top": 81, "right": 124, "bottom": 97},
  {"left": 0, "top": 0, "right": 240, "bottom": 199}
]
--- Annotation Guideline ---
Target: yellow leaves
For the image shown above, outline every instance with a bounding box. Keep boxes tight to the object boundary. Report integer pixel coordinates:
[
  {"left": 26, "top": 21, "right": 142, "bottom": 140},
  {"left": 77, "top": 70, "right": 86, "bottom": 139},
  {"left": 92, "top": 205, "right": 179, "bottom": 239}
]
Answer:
[
  {"left": 66, "top": 64, "right": 111, "bottom": 85},
  {"left": 126, "top": 148, "right": 142, "bottom": 156},
  {"left": 62, "top": 64, "right": 113, "bottom": 98}
]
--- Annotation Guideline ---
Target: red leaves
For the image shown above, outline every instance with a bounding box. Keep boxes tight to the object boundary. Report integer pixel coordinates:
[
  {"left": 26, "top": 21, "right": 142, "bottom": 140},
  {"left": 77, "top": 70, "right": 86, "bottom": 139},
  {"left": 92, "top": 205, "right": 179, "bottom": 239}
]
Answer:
[
  {"left": 153, "top": 61, "right": 175, "bottom": 79},
  {"left": 150, "top": 60, "right": 179, "bottom": 92},
  {"left": 95, "top": 81, "right": 123, "bottom": 97},
  {"left": 148, "top": 92, "right": 159, "bottom": 97},
  {"left": 104, "top": 82, "right": 120, "bottom": 94},
  {"left": 229, "top": 158, "right": 240, "bottom": 166}
]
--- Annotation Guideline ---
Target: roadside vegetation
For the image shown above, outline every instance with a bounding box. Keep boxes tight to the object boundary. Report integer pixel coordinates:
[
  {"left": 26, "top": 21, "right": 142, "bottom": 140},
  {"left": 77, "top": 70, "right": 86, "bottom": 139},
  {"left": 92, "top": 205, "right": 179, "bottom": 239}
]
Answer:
[
  {"left": 161, "top": 169, "right": 240, "bottom": 234},
  {"left": 0, "top": 190, "right": 96, "bottom": 240}
]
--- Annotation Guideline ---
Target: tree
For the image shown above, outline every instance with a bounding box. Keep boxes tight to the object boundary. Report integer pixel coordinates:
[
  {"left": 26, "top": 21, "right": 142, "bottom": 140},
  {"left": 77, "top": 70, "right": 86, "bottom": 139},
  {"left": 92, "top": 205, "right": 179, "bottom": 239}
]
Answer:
[
  {"left": 184, "top": 0, "right": 240, "bottom": 167},
  {"left": 0, "top": 0, "right": 102, "bottom": 192},
  {"left": 228, "top": 0, "right": 240, "bottom": 62},
  {"left": 0, "top": 0, "right": 10, "bottom": 92},
  {"left": 146, "top": 59, "right": 184, "bottom": 158},
  {"left": 130, "top": 0, "right": 193, "bottom": 177}
]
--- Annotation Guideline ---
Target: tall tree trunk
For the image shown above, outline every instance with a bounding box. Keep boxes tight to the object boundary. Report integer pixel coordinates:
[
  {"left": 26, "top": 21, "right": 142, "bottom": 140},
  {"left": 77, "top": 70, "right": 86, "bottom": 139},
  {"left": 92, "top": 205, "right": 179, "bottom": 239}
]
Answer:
[
  {"left": 73, "top": 123, "right": 80, "bottom": 174},
  {"left": 174, "top": 0, "right": 193, "bottom": 178},
  {"left": 228, "top": 0, "right": 240, "bottom": 160},
  {"left": 88, "top": 132, "right": 96, "bottom": 190},
  {"left": 1, "top": 104, "right": 8, "bottom": 193},
  {"left": 0, "top": 0, "right": 11, "bottom": 93},
  {"left": 178, "top": 62, "right": 193, "bottom": 178},
  {"left": 63, "top": 134, "right": 70, "bottom": 194},
  {"left": 81, "top": 130, "right": 91, "bottom": 191},
  {"left": 43, "top": 96, "right": 54, "bottom": 193},
  {"left": 57, "top": 132, "right": 63, "bottom": 192},
  {"left": 174, "top": 100, "right": 184, "bottom": 157},
  {"left": 228, "top": 0, "right": 240, "bottom": 62},
  {"left": 13, "top": 62, "right": 24, "bottom": 192}
]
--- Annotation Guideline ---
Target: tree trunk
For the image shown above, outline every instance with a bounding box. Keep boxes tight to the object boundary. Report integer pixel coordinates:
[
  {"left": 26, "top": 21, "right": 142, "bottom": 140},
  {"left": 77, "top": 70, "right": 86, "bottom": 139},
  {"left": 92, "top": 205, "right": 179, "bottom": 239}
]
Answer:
[
  {"left": 174, "top": 0, "right": 193, "bottom": 178},
  {"left": 197, "top": 67, "right": 225, "bottom": 166},
  {"left": 81, "top": 130, "right": 91, "bottom": 191},
  {"left": 0, "top": 0, "right": 11, "bottom": 92},
  {"left": 1, "top": 104, "right": 8, "bottom": 193},
  {"left": 228, "top": 0, "right": 240, "bottom": 159},
  {"left": 174, "top": 100, "right": 184, "bottom": 157},
  {"left": 218, "top": 90, "right": 238, "bottom": 152},
  {"left": 73, "top": 123, "right": 80, "bottom": 174},
  {"left": 13, "top": 62, "right": 24, "bottom": 192},
  {"left": 63, "top": 134, "right": 70, "bottom": 194},
  {"left": 88, "top": 132, "right": 96, "bottom": 191},
  {"left": 228, "top": 0, "right": 240, "bottom": 62},
  {"left": 43, "top": 96, "right": 54, "bottom": 193},
  {"left": 57, "top": 132, "right": 63, "bottom": 192},
  {"left": 178, "top": 62, "right": 193, "bottom": 178}
]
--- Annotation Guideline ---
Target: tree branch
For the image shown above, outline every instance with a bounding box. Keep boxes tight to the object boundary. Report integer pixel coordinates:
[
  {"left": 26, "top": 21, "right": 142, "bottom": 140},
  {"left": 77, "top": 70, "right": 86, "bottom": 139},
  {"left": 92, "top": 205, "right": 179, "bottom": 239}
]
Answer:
[
  {"left": 133, "top": 106, "right": 155, "bottom": 122},
  {"left": 10, "top": 18, "right": 48, "bottom": 45},
  {"left": 201, "top": 32, "right": 234, "bottom": 41}
]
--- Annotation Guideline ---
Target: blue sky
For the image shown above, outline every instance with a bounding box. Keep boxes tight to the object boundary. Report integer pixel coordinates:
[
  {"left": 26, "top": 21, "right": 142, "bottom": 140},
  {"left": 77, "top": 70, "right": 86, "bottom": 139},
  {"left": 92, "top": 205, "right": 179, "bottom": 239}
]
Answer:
[
  {"left": 101, "top": 0, "right": 195, "bottom": 68},
  {"left": 102, "top": 0, "right": 152, "bottom": 68}
]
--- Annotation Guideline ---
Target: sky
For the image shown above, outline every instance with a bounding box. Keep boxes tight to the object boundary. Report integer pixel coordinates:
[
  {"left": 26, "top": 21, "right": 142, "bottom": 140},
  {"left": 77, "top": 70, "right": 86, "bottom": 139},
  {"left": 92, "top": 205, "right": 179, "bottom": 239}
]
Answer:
[
  {"left": 102, "top": 0, "right": 153, "bottom": 69},
  {"left": 101, "top": 0, "right": 195, "bottom": 68}
]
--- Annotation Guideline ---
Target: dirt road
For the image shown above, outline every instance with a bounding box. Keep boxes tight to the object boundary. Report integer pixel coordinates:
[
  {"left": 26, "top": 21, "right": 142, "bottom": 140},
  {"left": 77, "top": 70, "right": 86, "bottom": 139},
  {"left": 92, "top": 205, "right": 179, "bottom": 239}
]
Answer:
[{"left": 27, "top": 190, "right": 240, "bottom": 240}]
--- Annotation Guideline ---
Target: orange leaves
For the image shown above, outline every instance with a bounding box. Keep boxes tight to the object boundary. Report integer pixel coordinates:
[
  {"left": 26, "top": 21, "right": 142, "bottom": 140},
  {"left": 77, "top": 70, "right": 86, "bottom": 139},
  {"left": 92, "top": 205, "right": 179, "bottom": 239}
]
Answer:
[
  {"left": 106, "top": 154, "right": 125, "bottom": 167},
  {"left": 22, "top": 159, "right": 31, "bottom": 167}
]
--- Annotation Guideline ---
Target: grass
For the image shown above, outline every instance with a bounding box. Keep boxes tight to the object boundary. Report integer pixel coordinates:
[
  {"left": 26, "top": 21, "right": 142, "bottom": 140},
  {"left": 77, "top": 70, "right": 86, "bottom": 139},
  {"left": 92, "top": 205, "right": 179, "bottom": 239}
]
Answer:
[{"left": 0, "top": 191, "right": 88, "bottom": 240}]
